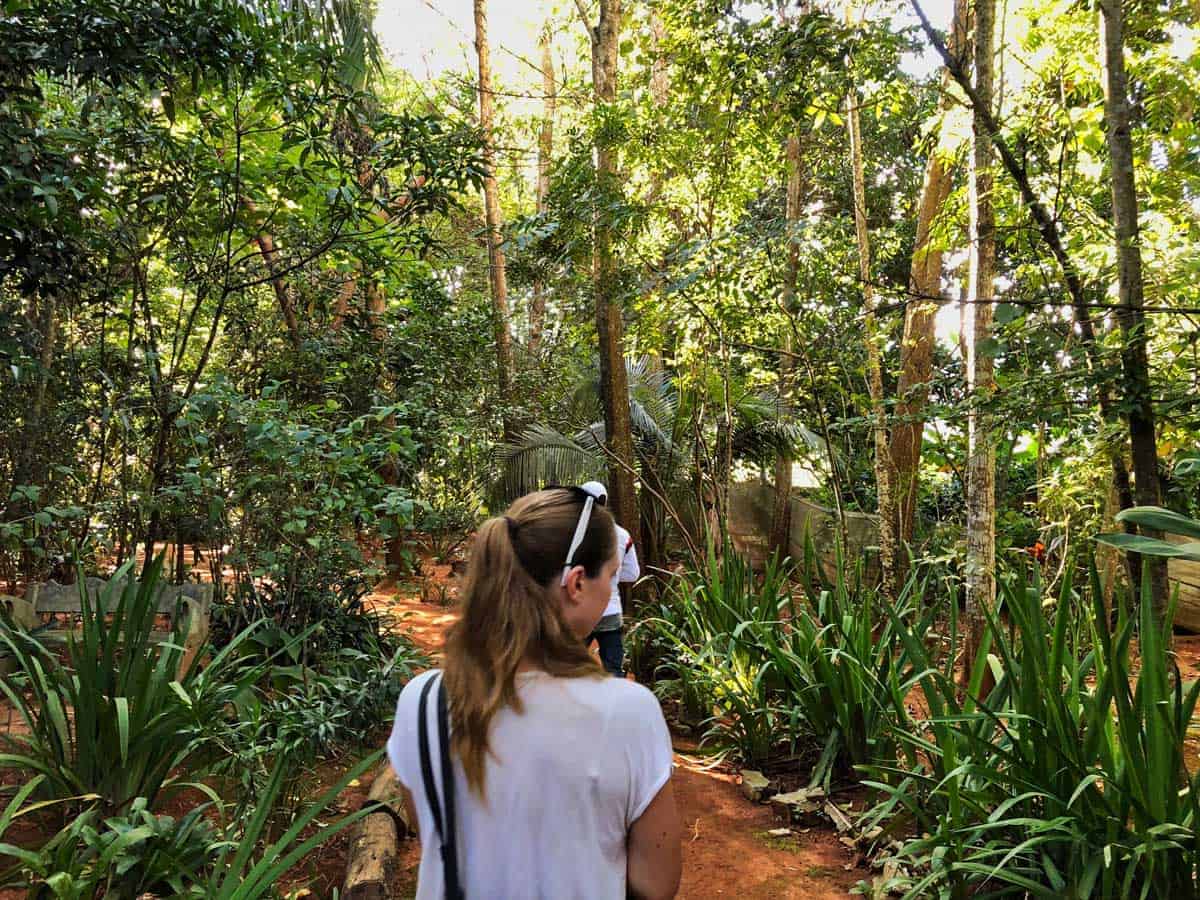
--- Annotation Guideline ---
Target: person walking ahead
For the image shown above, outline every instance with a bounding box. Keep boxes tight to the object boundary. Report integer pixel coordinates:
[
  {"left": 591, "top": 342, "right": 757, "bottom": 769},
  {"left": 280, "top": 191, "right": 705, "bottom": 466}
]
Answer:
[
  {"left": 580, "top": 481, "right": 639, "bottom": 678},
  {"left": 386, "top": 486, "right": 681, "bottom": 900}
]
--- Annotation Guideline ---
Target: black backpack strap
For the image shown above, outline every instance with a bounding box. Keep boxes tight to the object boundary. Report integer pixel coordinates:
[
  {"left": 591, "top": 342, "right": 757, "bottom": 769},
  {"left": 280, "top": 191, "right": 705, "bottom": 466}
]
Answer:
[
  {"left": 437, "top": 677, "right": 464, "bottom": 900},
  {"left": 417, "top": 672, "right": 464, "bottom": 900},
  {"left": 417, "top": 675, "right": 445, "bottom": 844}
]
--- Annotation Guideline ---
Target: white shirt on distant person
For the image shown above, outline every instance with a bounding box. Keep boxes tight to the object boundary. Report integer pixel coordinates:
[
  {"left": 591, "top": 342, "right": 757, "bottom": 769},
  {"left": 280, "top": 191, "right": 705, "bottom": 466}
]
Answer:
[{"left": 605, "top": 523, "right": 639, "bottom": 619}]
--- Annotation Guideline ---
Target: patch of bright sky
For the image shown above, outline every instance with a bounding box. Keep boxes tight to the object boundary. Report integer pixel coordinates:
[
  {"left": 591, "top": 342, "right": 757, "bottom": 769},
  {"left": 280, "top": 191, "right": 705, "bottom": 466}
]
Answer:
[
  {"left": 377, "top": 1, "right": 559, "bottom": 90},
  {"left": 377, "top": 0, "right": 958, "bottom": 83}
]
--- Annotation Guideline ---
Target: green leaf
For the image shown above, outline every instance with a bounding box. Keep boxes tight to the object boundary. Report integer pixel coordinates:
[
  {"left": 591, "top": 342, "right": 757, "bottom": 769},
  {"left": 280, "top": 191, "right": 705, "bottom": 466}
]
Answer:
[
  {"left": 977, "top": 337, "right": 1004, "bottom": 358},
  {"left": 116, "top": 697, "right": 129, "bottom": 764},
  {"left": 995, "top": 302, "right": 1021, "bottom": 324},
  {"left": 1176, "top": 458, "right": 1200, "bottom": 478},
  {"left": 1095, "top": 532, "right": 1200, "bottom": 561},
  {"left": 1114, "top": 506, "right": 1200, "bottom": 540}
]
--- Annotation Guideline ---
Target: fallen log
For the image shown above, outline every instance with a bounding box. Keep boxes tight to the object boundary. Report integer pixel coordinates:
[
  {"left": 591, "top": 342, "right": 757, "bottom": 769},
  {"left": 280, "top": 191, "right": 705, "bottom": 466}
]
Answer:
[{"left": 343, "top": 764, "right": 412, "bottom": 899}]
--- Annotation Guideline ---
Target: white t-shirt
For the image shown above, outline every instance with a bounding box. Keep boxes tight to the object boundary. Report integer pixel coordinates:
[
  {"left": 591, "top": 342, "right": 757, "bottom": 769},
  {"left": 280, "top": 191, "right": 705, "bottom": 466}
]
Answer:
[
  {"left": 387, "top": 669, "right": 673, "bottom": 900},
  {"left": 605, "top": 524, "right": 640, "bottom": 619}
]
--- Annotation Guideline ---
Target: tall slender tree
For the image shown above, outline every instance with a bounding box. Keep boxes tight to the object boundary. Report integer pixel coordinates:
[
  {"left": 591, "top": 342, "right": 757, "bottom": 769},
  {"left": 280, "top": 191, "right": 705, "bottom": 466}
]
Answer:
[
  {"left": 909, "top": 0, "right": 1146, "bottom": 596},
  {"left": 963, "top": 0, "right": 997, "bottom": 681},
  {"left": 530, "top": 24, "right": 556, "bottom": 355},
  {"left": 576, "top": 0, "right": 640, "bottom": 549},
  {"left": 769, "top": 133, "right": 804, "bottom": 558},
  {"left": 845, "top": 21, "right": 899, "bottom": 599},
  {"left": 1099, "top": 0, "right": 1169, "bottom": 616},
  {"left": 474, "top": 0, "right": 515, "bottom": 440},
  {"left": 887, "top": 0, "right": 969, "bottom": 576}
]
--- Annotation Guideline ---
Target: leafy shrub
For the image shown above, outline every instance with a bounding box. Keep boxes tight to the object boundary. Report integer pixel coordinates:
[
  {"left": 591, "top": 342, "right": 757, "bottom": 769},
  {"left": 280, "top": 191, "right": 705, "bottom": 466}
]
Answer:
[
  {"left": 174, "top": 380, "right": 425, "bottom": 626},
  {"left": 266, "top": 643, "right": 427, "bottom": 762},
  {"left": 863, "top": 563, "right": 1200, "bottom": 899},
  {"left": 190, "top": 623, "right": 425, "bottom": 822},
  {"left": 645, "top": 541, "right": 920, "bottom": 779},
  {"left": 212, "top": 561, "right": 383, "bottom": 660},
  {"left": 0, "top": 556, "right": 267, "bottom": 813},
  {"left": 1, "top": 753, "right": 383, "bottom": 898},
  {"left": 71, "top": 800, "right": 219, "bottom": 897},
  {"left": 411, "top": 501, "right": 477, "bottom": 564}
]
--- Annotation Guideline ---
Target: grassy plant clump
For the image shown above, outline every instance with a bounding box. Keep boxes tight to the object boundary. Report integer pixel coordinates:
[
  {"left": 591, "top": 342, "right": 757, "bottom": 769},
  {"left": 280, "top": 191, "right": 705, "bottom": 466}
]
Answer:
[
  {"left": 0, "top": 556, "right": 268, "bottom": 813},
  {"left": 645, "top": 544, "right": 796, "bottom": 763},
  {"left": 863, "top": 563, "right": 1200, "bottom": 899},
  {"left": 644, "top": 538, "right": 921, "bottom": 782}
]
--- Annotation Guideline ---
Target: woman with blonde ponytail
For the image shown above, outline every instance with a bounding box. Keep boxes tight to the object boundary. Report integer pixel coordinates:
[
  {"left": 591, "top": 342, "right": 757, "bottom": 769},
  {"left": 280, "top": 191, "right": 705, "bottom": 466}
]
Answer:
[{"left": 387, "top": 487, "right": 681, "bottom": 900}]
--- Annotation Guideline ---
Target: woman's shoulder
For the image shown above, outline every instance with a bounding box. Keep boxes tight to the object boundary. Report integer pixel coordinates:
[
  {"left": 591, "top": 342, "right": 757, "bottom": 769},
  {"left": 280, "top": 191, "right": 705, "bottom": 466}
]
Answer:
[
  {"left": 600, "top": 676, "right": 659, "bottom": 706},
  {"left": 401, "top": 667, "right": 441, "bottom": 693},
  {"left": 581, "top": 677, "right": 667, "bottom": 732},
  {"left": 387, "top": 669, "right": 440, "bottom": 784},
  {"left": 396, "top": 669, "right": 441, "bottom": 718}
]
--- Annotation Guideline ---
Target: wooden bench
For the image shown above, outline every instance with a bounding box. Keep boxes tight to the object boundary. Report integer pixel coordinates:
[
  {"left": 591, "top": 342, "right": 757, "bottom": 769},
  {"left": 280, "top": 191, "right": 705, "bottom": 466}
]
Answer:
[{"left": 0, "top": 577, "right": 213, "bottom": 677}]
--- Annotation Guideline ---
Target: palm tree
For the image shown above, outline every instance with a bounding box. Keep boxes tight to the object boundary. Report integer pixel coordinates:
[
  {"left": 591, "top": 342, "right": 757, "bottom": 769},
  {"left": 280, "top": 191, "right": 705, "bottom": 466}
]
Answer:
[
  {"left": 268, "top": 0, "right": 381, "bottom": 90},
  {"left": 497, "top": 358, "right": 824, "bottom": 571}
]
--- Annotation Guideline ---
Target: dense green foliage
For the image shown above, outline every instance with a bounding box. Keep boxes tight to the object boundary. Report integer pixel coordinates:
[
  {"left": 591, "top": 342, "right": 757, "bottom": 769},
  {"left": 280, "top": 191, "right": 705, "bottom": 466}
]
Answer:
[
  {"left": 0, "top": 555, "right": 423, "bottom": 893},
  {"left": 646, "top": 544, "right": 1200, "bottom": 896},
  {"left": 3, "top": 0, "right": 1200, "bottom": 892},
  {"left": 865, "top": 565, "right": 1200, "bottom": 898}
]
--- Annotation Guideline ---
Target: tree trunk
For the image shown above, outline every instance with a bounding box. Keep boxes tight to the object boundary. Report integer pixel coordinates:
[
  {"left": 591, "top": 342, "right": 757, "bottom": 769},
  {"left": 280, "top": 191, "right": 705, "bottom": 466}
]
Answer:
[
  {"left": 9, "top": 294, "right": 59, "bottom": 577},
  {"left": 330, "top": 278, "right": 356, "bottom": 332},
  {"left": 530, "top": 25, "right": 556, "bottom": 355},
  {"left": 141, "top": 395, "right": 173, "bottom": 580},
  {"left": 963, "top": 0, "right": 997, "bottom": 689},
  {"left": 770, "top": 134, "right": 804, "bottom": 558},
  {"left": 12, "top": 294, "right": 58, "bottom": 493},
  {"left": 846, "top": 61, "right": 899, "bottom": 599},
  {"left": 580, "top": 0, "right": 640, "bottom": 549},
  {"left": 239, "top": 198, "right": 302, "bottom": 349},
  {"left": 909, "top": 0, "right": 1141, "bottom": 589},
  {"left": 253, "top": 231, "right": 303, "bottom": 350},
  {"left": 1099, "top": 0, "right": 1168, "bottom": 619},
  {"left": 474, "top": 0, "right": 516, "bottom": 441},
  {"left": 888, "top": 0, "right": 969, "bottom": 577}
]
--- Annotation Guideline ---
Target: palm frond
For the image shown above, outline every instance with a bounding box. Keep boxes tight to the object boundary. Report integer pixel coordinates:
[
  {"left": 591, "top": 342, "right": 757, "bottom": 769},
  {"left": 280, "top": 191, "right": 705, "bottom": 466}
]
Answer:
[
  {"left": 731, "top": 387, "right": 828, "bottom": 465},
  {"left": 270, "top": 0, "right": 382, "bottom": 88},
  {"left": 628, "top": 358, "right": 680, "bottom": 449},
  {"left": 496, "top": 425, "right": 605, "bottom": 502}
]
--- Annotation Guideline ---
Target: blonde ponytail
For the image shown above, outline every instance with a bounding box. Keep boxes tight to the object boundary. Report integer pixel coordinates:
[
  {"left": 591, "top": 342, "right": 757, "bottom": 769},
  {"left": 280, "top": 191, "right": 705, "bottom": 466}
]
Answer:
[{"left": 442, "top": 489, "right": 616, "bottom": 795}]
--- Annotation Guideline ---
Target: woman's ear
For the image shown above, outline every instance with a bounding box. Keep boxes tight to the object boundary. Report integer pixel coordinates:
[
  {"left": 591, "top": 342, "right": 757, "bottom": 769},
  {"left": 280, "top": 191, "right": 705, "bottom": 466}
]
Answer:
[{"left": 562, "top": 564, "right": 587, "bottom": 604}]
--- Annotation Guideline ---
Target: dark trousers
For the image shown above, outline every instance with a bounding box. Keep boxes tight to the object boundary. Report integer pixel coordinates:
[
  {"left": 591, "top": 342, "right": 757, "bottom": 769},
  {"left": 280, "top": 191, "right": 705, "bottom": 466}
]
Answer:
[{"left": 588, "top": 628, "right": 624, "bottom": 677}]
